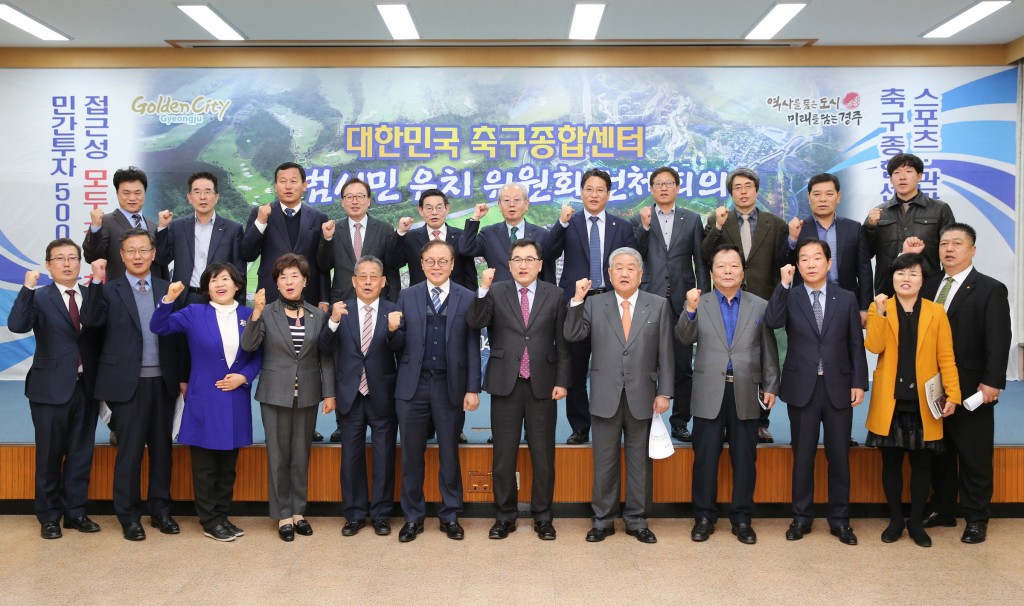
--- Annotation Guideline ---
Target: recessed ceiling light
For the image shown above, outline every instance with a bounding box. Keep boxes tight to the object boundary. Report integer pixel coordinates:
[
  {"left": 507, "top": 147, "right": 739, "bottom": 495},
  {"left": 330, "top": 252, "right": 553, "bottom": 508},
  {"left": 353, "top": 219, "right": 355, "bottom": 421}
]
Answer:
[
  {"left": 569, "top": 4, "right": 605, "bottom": 40},
  {"left": 0, "top": 3, "right": 68, "bottom": 41},
  {"left": 177, "top": 4, "right": 245, "bottom": 41},
  {"left": 923, "top": 1, "right": 1011, "bottom": 38},
  {"left": 745, "top": 3, "right": 807, "bottom": 40},
  {"left": 377, "top": 4, "right": 419, "bottom": 40}
]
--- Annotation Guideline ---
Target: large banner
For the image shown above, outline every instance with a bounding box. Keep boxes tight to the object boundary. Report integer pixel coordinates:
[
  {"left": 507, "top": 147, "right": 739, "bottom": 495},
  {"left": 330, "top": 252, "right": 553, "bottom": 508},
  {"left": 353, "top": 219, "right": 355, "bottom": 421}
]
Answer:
[{"left": 0, "top": 66, "right": 1018, "bottom": 378}]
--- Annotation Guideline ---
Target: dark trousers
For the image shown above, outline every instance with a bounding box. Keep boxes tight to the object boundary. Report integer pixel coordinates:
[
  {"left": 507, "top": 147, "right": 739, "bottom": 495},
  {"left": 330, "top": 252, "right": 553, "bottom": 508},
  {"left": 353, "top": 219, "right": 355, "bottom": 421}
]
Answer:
[
  {"left": 108, "top": 377, "right": 175, "bottom": 525},
  {"left": 930, "top": 403, "right": 995, "bottom": 522},
  {"left": 692, "top": 383, "right": 759, "bottom": 524},
  {"left": 396, "top": 371, "right": 462, "bottom": 523},
  {"left": 591, "top": 392, "right": 653, "bottom": 530},
  {"left": 340, "top": 393, "right": 397, "bottom": 522},
  {"left": 788, "top": 376, "right": 853, "bottom": 527},
  {"left": 491, "top": 378, "right": 556, "bottom": 523},
  {"left": 566, "top": 338, "right": 592, "bottom": 434},
  {"left": 189, "top": 446, "right": 239, "bottom": 531},
  {"left": 668, "top": 339, "right": 694, "bottom": 432},
  {"left": 30, "top": 379, "right": 98, "bottom": 524}
]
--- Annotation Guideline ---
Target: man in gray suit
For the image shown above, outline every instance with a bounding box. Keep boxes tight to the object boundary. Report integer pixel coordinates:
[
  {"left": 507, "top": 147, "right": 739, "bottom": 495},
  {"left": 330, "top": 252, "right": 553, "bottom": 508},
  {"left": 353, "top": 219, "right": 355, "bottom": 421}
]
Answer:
[
  {"left": 676, "top": 244, "right": 780, "bottom": 545},
  {"left": 564, "top": 247, "right": 674, "bottom": 544},
  {"left": 635, "top": 166, "right": 710, "bottom": 442}
]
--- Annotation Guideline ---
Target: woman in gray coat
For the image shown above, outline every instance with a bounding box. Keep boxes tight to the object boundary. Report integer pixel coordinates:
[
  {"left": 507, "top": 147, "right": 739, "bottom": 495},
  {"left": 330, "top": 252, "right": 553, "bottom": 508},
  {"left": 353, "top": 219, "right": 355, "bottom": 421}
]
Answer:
[{"left": 241, "top": 253, "right": 335, "bottom": 541}]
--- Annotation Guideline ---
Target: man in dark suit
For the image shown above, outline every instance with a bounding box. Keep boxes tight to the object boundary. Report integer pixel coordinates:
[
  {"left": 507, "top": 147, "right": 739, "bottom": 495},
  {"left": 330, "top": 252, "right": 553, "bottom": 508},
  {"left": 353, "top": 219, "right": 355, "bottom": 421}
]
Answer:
[
  {"left": 318, "top": 177, "right": 402, "bottom": 305},
  {"left": 765, "top": 240, "right": 868, "bottom": 545},
  {"left": 467, "top": 239, "right": 570, "bottom": 541},
  {"left": 8, "top": 239, "right": 102, "bottom": 539},
  {"left": 392, "top": 241, "right": 481, "bottom": 542},
  {"left": 242, "top": 161, "right": 331, "bottom": 309},
  {"left": 635, "top": 166, "right": 710, "bottom": 442},
  {"left": 783, "top": 173, "right": 873, "bottom": 325},
  {"left": 83, "top": 166, "right": 165, "bottom": 282},
  {"left": 676, "top": 245, "right": 780, "bottom": 545},
  {"left": 547, "top": 168, "right": 638, "bottom": 444},
  {"left": 701, "top": 167, "right": 787, "bottom": 443},
  {"left": 155, "top": 172, "right": 245, "bottom": 306},
  {"left": 394, "top": 188, "right": 477, "bottom": 290},
  {"left": 458, "top": 182, "right": 555, "bottom": 284},
  {"left": 565, "top": 247, "right": 674, "bottom": 544},
  {"left": 922, "top": 223, "right": 1011, "bottom": 544},
  {"left": 319, "top": 255, "right": 403, "bottom": 538},
  {"left": 80, "top": 229, "right": 181, "bottom": 541}
]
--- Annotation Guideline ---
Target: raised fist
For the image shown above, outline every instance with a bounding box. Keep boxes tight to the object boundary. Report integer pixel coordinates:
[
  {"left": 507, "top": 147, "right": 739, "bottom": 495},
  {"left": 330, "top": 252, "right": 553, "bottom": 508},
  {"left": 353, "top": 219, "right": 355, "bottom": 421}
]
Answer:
[
  {"left": 685, "top": 288, "right": 701, "bottom": 313},
  {"left": 480, "top": 267, "right": 496, "bottom": 289},
  {"left": 387, "top": 311, "right": 403, "bottom": 332},
  {"left": 397, "top": 216, "right": 414, "bottom": 234},
  {"left": 714, "top": 206, "right": 729, "bottom": 230},
  {"left": 639, "top": 205, "right": 652, "bottom": 229},
  {"left": 874, "top": 293, "right": 888, "bottom": 316},
  {"left": 256, "top": 204, "right": 272, "bottom": 224},
  {"left": 472, "top": 203, "right": 490, "bottom": 221},
  {"left": 573, "top": 277, "right": 592, "bottom": 302},
  {"left": 788, "top": 217, "right": 803, "bottom": 241},
  {"left": 330, "top": 300, "right": 348, "bottom": 323},
  {"left": 158, "top": 210, "right": 173, "bottom": 228},
  {"left": 866, "top": 207, "right": 882, "bottom": 226},
  {"left": 779, "top": 264, "right": 795, "bottom": 286},
  {"left": 23, "top": 270, "right": 39, "bottom": 289},
  {"left": 165, "top": 281, "right": 185, "bottom": 302},
  {"left": 253, "top": 288, "right": 266, "bottom": 312},
  {"left": 560, "top": 205, "right": 575, "bottom": 224},
  {"left": 321, "top": 219, "right": 336, "bottom": 239},
  {"left": 91, "top": 259, "right": 107, "bottom": 284},
  {"left": 90, "top": 208, "right": 104, "bottom": 227},
  {"left": 902, "top": 236, "right": 925, "bottom": 255}
]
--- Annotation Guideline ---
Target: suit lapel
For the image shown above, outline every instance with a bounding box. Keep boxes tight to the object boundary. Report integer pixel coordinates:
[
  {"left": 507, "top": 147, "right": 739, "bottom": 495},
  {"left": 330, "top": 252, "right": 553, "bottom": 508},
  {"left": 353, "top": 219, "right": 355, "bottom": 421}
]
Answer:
[
  {"left": 571, "top": 215, "right": 590, "bottom": 264},
  {"left": 338, "top": 218, "right": 354, "bottom": 255},
  {"left": 43, "top": 284, "right": 75, "bottom": 331},
  {"left": 363, "top": 218, "right": 381, "bottom": 252},
  {"left": 502, "top": 283, "right": 527, "bottom": 330},
  {"left": 944, "top": 269, "right": 976, "bottom": 318},
  {"left": 295, "top": 206, "right": 315, "bottom": 252},
  {"left": 268, "top": 304, "right": 297, "bottom": 359},
  {"left": 624, "top": 294, "right": 650, "bottom": 348},
  {"left": 734, "top": 294, "right": 755, "bottom": 346},
  {"left": 795, "top": 287, "right": 820, "bottom": 337},
  {"left": 917, "top": 301, "right": 935, "bottom": 358},
  {"left": 208, "top": 216, "right": 226, "bottom": 260},
  {"left": 604, "top": 295, "right": 627, "bottom": 347},
  {"left": 201, "top": 305, "right": 225, "bottom": 359},
  {"left": 704, "top": 293, "right": 729, "bottom": 350},
  {"left": 346, "top": 302, "right": 363, "bottom": 352},
  {"left": 820, "top": 290, "right": 838, "bottom": 337},
  {"left": 270, "top": 206, "right": 291, "bottom": 250},
  {"left": 114, "top": 279, "right": 143, "bottom": 332},
  {"left": 748, "top": 212, "right": 771, "bottom": 258},
  {"left": 296, "top": 304, "right": 317, "bottom": 358}
]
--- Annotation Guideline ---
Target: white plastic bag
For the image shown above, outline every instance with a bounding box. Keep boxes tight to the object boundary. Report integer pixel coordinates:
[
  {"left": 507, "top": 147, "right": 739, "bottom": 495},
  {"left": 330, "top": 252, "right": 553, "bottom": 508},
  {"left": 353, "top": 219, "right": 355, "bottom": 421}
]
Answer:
[{"left": 648, "top": 412, "right": 674, "bottom": 459}]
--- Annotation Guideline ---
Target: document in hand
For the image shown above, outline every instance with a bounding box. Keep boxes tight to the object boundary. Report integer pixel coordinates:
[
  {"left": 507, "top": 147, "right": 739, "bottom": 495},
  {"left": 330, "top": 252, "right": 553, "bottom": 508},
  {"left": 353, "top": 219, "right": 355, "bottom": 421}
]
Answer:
[
  {"left": 924, "top": 373, "right": 946, "bottom": 419},
  {"left": 963, "top": 391, "right": 985, "bottom": 411}
]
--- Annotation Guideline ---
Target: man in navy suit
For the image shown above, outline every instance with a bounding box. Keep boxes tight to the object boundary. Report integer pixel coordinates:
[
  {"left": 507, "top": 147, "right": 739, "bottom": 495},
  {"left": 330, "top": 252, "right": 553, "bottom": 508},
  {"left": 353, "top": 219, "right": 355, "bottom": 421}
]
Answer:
[
  {"left": 319, "top": 255, "right": 404, "bottom": 538},
  {"left": 395, "top": 188, "right": 477, "bottom": 290},
  {"left": 783, "top": 173, "right": 873, "bottom": 325},
  {"left": 81, "top": 229, "right": 181, "bottom": 541},
  {"left": 765, "top": 240, "right": 868, "bottom": 545},
  {"left": 156, "top": 172, "right": 245, "bottom": 306},
  {"left": 242, "top": 162, "right": 330, "bottom": 309},
  {"left": 634, "top": 167, "right": 710, "bottom": 442},
  {"left": 546, "top": 168, "right": 638, "bottom": 444},
  {"left": 8, "top": 239, "right": 102, "bottom": 539},
  {"left": 392, "top": 241, "right": 481, "bottom": 542},
  {"left": 458, "top": 182, "right": 555, "bottom": 284}
]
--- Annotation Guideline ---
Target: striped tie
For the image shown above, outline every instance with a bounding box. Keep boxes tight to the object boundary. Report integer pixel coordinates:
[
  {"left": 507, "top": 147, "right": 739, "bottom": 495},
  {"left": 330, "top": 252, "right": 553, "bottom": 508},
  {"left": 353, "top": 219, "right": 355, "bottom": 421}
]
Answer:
[
  {"left": 131, "top": 214, "right": 143, "bottom": 229},
  {"left": 588, "top": 216, "right": 602, "bottom": 287},
  {"left": 358, "top": 305, "right": 372, "bottom": 395},
  {"left": 431, "top": 286, "right": 442, "bottom": 312},
  {"left": 519, "top": 287, "right": 531, "bottom": 379},
  {"left": 812, "top": 290, "right": 823, "bottom": 373}
]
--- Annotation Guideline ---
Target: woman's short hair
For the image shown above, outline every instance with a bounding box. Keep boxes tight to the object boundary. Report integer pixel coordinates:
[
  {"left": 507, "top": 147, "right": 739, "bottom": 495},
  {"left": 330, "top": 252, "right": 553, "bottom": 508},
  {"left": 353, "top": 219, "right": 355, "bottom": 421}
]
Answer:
[
  {"left": 272, "top": 253, "right": 310, "bottom": 281},
  {"left": 199, "top": 262, "right": 245, "bottom": 301}
]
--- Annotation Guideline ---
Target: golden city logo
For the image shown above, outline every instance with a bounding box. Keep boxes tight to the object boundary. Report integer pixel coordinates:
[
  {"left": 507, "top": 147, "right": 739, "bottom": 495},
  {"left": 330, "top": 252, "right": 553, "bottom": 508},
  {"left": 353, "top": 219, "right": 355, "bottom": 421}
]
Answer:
[{"left": 131, "top": 95, "right": 232, "bottom": 125}]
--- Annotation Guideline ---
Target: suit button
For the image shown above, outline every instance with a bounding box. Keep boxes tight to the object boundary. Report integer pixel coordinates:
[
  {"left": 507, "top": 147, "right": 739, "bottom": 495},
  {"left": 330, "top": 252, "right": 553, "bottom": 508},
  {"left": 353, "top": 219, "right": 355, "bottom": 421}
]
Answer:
[{"left": 524, "top": 337, "right": 529, "bottom": 340}]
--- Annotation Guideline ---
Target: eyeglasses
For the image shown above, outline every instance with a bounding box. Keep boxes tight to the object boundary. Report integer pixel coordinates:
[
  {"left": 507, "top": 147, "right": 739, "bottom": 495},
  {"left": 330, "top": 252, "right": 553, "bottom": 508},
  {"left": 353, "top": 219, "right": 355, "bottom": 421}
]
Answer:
[
  {"left": 122, "top": 247, "right": 153, "bottom": 257},
  {"left": 651, "top": 181, "right": 677, "bottom": 189},
  {"left": 732, "top": 184, "right": 756, "bottom": 192},
  {"left": 343, "top": 194, "right": 369, "bottom": 202},
  {"left": 49, "top": 255, "right": 80, "bottom": 264},
  {"left": 190, "top": 189, "right": 216, "bottom": 196},
  {"left": 582, "top": 187, "right": 608, "bottom": 195},
  {"left": 510, "top": 256, "right": 539, "bottom": 264},
  {"left": 422, "top": 258, "right": 451, "bottom": 267},
  {"left": 421, "top": 205, "right": 446, "bottom": 213}
]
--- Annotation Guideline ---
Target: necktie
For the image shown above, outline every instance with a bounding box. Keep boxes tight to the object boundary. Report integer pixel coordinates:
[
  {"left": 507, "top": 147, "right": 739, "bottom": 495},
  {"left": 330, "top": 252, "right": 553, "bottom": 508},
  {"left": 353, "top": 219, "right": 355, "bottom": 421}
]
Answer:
[
  {"left": 588, "top": 216, "right": 602, "bottom": 287},
  {"left": 935, "top": 276, "right": 955, "bottom": 305},
  {"left": 137, "top": 279, "right": 148, "bottom": 294},
  {"left": 353, "top": 223, "right": 363, "bottom": 259},
  {"left": 131, "top": 214, "right": 143, "bottom": 229},
  {"left": 430, "top": 286, "right": 442, "bottom": 312},
  {"left": 66, "top": 290, "right": 81, "bottom": 333},
  {"left": 432, "top": 229, "right": 441, "bottom": 241},
  {"left": 284, "top": 208, "right": 295, "bottom": 217},
  {"left": 358, "top": 305, "right": 373, "bottom": 395},
  {"left": 812, "top": 290, "right": 823, "bottom": 373},
  {"left": 509, "top": 226, "right": 518, "bottom": 248},
  {"left": 519, "top": 287, "right": 531, "bottom": 379},
  {"left": 739, "top": 213, "right": 752, "bottom": 259},
  {"left": 621, "top": 300, "right": 632, "bottom": 340}
]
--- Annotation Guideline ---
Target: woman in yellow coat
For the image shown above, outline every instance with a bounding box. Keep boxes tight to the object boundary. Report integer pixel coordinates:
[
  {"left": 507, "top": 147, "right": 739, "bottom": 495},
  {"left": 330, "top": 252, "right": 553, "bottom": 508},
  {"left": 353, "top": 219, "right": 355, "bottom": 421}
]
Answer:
[{"left": 864, "top": 253, "right": 960, "bottom": 548}]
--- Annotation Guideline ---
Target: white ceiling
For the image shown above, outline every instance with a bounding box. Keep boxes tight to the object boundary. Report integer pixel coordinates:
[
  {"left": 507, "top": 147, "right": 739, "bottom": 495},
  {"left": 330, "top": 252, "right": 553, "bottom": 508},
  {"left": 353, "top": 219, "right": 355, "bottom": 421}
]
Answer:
[{"left": 1, "top": 0, "right": 1022, "bottom": 47}]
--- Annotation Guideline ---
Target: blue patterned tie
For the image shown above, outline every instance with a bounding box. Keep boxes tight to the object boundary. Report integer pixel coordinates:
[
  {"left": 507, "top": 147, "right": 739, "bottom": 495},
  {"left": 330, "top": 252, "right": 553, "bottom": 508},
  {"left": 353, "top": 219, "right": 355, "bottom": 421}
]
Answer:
[
  {"left": 430, "top": 286, "right": 442, "bottom": 312},
  {"left": 284, "top": 208, "right": 295, "bottom": 217},
  {"left": 812, "top": 290, "right": 823, "bottom": 373},
  {"left": 588, "top": 216, "right": 602, "bottom": 288}
]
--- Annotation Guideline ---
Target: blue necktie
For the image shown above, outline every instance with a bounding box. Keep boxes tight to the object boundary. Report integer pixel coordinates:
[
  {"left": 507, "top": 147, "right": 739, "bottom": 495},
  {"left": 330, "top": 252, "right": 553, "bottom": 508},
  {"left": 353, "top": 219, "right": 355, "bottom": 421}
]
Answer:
[
  {"left": 430, "top": 286, "right": 442, "bottom": 312},
  {"left": 812, "top": 290, "right": 823, "bottom": 373},
  {"left": 588, "top": 216, "right": 602, "bottom": 288},
  {"left": 284, "top": 208, "right": 295, "bottom": 217}
]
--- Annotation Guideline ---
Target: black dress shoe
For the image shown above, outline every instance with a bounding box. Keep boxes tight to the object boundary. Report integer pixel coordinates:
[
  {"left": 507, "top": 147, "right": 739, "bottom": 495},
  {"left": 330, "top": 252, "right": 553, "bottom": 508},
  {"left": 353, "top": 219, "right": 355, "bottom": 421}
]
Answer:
[
  {"left": 961, "top": 521, "right": 988, "bottom": 544},
  {"left": 40, "top": 521, "right": 62, "bottom": 539},
  {"left": 785, "top": 520, "right": 812, "bottom": 541},
  {"left": 626, "top": 528, "right": 657, "bottom": 544},
  {"left": 922, "top": 512, "right": 957, "bottom": 528},
  {"left": 691, "top": 517, "right": 715, "bottom": 542},
  {"left": 585, "top": 526, "right": 614, "bottom": 542},
  {"left": 150, "top": 515, "right": 180, "bottom": 535},
  {"left": 63, "top": 515, "right": 100, "bottom": 533},
  {"left": 534, "top": 521, "right": 556, "bottom": 540},
  {"left": 122, "top": 522, "right": 146, "bottom": 541},
  {"left": 488, "top": 520, "right": 516, "bottom": 539},
  {"left": 224, "top": 520, "right": 244, "bottom": 537},
  {"left": 671, "top": 427, "right": 692, "bottom": 442},
  {"left": 849, "top": 439, "right": 859, "bottom": 447},
  {"left": 399, "top": 522, "right": 424, "bottom": 542},
  {"left": 830, "top": 525, "right": 858, "bottom": 545},
  {"left": 907, "top": 524, "right": 932, "bottom": 548},
  {"left": 566, "top": 431, "right": 589, "bottom": 445},
  {"left": 486, "top": 436, "right": 494, "bottom": 444},
  {"left": 757, "top": 428, "right": 774, "bottom": 443},
  {"left": 342, "top": 519, "right": 365, "bottom": 537},
  {"left": 204, "top": 523, "right": 236, "bottom": 542},
  {"left": 440, "top": 520, "right": 465, "bottom": 540},
  {"left": 881, "top": 522, "right": 904, "bottom": 543},
  {"left": 373, "top": 519, "right": 392, "bottom": 536},
  {"left": 732, "top": 522, "right": 757, "bottom": 544},
  {"left": 312, "top": 431, "right": 324, "bottom": 442},
  {"left": 330, "top": 429, "right": 342, "bottom": 443},
  {"left": 293, "top": 519, "right": 313, "bottom": 536},
  {"left": 459, "top": 432, "right": 469, "bottom": 444},
  {"left": 278, "top": 524, "right": 295, "bottom": 542}
]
